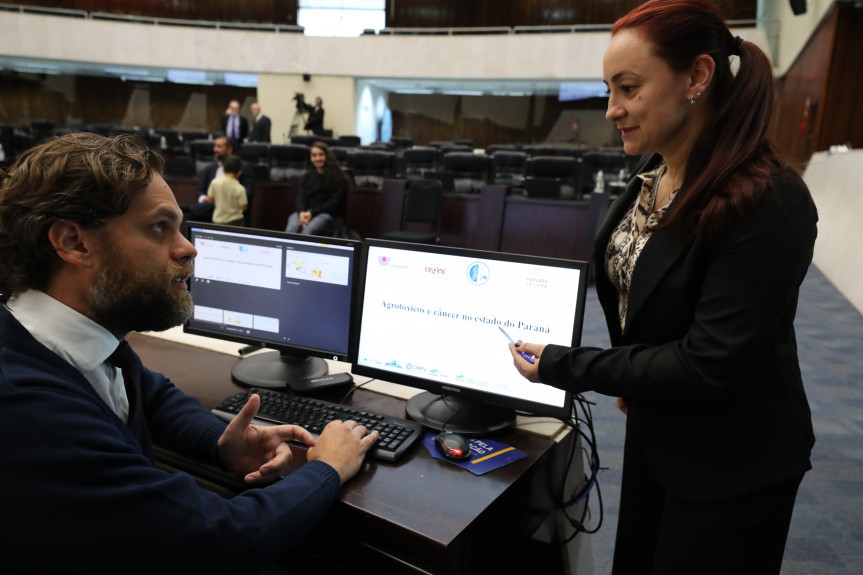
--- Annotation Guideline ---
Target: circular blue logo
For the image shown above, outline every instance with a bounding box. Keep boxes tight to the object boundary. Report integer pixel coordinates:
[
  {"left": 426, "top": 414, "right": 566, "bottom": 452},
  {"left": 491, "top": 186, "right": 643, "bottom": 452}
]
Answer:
[{"left": 466, "top": 261, "right": 490, "bottom": 285}]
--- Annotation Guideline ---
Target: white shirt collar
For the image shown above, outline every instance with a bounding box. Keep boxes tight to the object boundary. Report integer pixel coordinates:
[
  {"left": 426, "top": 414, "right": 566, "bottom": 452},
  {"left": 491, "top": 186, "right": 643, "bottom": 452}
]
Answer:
[
  {"left": 6, "top": 290, "right": 120, "bottom": 369},
  {"left": 6, "top": 290, "right": 129, "bottom": 419}
]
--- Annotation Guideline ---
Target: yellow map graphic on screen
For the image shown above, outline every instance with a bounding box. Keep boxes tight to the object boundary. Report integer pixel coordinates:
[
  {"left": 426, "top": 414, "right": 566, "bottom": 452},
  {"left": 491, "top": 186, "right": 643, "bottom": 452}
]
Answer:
[
  {"left": 290, "top": 258, "right": 323, "bottom": 279},
  {"left": 290, "top": 259, "right": 306, "bottom": 273}
]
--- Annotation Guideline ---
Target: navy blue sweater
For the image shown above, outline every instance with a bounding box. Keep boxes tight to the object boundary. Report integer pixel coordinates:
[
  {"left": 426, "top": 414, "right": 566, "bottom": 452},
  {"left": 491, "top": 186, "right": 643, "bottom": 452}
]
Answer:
[{"left": 0, "top": 306, "right": 341, "bottom": 574}]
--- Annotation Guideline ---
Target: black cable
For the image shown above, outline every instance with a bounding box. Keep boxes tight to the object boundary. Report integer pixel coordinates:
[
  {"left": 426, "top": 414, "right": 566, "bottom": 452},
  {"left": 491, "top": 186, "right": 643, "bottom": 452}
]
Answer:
[
  {"left": 337, "top": 377, "right": 376, "bottom": 404},
  {"left": 548, "top": 393, "right": 605, "bottom": 545},
  {"left": 438, "top": 394, "right": 459, "bottom": 432}
]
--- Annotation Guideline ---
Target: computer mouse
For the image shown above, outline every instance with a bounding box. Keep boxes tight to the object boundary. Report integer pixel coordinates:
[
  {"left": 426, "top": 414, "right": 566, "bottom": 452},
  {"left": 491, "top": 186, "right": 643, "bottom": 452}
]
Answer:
[{"left": 434, "top": 432, "right": 471, "bottom": 461}]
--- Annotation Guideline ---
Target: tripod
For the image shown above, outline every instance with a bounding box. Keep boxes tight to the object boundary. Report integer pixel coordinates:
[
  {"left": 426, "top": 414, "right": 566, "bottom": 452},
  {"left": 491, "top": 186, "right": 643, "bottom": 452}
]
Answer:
[{"left": 289, "top": 108, "right": 308, "bottom": 137}]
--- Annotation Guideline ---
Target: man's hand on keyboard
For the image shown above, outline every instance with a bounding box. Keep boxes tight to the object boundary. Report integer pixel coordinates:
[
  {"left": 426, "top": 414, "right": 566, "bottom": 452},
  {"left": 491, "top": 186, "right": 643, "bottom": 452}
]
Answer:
[
  {"left": 307, "top": 420, "right": 380, "bottom": 484},
  {"left": 217, "top": 393, "right": 316, "bottom": 484}
]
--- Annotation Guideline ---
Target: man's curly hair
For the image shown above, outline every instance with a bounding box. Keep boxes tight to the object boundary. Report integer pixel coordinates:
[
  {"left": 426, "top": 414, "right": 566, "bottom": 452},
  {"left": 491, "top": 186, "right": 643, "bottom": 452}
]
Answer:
[{"left": 0, "top": 132, "right": 164, "bottom": 297}]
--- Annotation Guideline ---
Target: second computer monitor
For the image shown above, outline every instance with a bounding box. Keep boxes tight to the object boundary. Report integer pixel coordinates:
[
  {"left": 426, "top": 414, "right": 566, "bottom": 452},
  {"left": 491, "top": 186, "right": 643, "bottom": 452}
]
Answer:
[{"left": 352, "top": 239, "right": 589, "bottom": 435}]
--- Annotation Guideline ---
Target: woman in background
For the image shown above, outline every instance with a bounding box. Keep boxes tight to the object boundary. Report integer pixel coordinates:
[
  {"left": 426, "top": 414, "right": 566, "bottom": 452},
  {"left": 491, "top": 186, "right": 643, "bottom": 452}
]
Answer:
[
  {"left": 285, "top": 141, "right": 350, "bottom": 236},
  {"left": 509, "top": 1, "right": 817, "bottom": 573}
]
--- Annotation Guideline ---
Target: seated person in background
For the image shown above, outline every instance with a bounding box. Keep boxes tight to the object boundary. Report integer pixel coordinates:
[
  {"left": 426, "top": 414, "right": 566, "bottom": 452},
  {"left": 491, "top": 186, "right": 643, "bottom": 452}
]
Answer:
[
  {"left": 0, "top": 133, "right": 379, "bottom": 574},
  {"left": 285, "top": 141, "right": 350, "bottom": 236},
  {"left": 185, "top": 135, "right": 254, "bottom": 224},
  {"left": 204, "top": 154, "right": 247, "bottom": 226}
]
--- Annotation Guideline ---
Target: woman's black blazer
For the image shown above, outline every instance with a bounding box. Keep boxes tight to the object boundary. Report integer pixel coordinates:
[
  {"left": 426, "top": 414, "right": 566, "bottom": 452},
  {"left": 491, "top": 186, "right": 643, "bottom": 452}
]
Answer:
[{"left": 539, "top": 154, "right": 817, "bottom": 501}]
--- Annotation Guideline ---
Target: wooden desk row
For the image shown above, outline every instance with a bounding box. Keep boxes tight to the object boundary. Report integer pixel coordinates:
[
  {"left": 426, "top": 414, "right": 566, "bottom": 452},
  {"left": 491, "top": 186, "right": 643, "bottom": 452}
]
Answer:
[
  {"left": 128, "top": 332, "right": 589, "bottom": 574},
  {"left": 166, "top": 176, "right": 610, "bottom": 262}
]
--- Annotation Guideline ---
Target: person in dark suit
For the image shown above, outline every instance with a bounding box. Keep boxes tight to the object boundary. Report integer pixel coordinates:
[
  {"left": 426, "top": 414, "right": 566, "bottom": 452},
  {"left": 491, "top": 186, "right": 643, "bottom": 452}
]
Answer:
[
  {"left": 303, "top": 97, "right": 325, "bottom": 135},
  {"left": 185, "top": 136, "right": 255, "bottom": 224},
  {"left": 0, "top": 132, "right": 379, "bottom": 573},
  {"left": 221, "top": 100, "right": 248, "bottom": 142},
  {"left": 249, "top": 102, "right": 272, "bottom": 143},
  {"left": 508, "top": 1, "right": 817, "bottom": 573}
]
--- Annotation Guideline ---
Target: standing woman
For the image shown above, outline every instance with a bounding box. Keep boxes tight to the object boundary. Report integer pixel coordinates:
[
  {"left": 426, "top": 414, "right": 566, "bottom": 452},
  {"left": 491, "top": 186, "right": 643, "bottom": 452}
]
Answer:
[
  {"left": 285, "top": 141, "right": 350, "bottom": 236},
  {"left": 509, "top": 0, "right": 817, "bottom": 573}
]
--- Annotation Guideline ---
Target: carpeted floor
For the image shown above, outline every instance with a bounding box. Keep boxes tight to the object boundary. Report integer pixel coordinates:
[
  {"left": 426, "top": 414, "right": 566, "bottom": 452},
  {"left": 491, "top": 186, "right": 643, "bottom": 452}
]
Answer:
[{"left": 580, "top": 264, "right": 863, "bottom": 574}]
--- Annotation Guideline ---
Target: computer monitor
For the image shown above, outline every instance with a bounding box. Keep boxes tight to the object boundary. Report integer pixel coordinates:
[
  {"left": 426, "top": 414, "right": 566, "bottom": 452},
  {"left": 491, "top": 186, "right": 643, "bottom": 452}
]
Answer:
[
  {"left": 184, "top": 223, "right": 358, "bottom": 390},
  {"left": 351, "top": 239, "right": 589, "bottom": 435}
]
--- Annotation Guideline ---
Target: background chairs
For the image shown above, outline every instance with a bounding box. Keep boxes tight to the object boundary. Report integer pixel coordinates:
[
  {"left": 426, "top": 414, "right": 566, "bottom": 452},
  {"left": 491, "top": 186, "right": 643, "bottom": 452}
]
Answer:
[
  {"left": 347, "top": 149, "right": 395, "bottom": 188},
  {"left": 491, "top": 150, "right": 528, "bottom": 185},
  {"left": 163, "top": 156, "right": 196, "bottom": 178},
  {"left": 188, "top": 139, "right": 216, "bottom": 175},
  {"left": 524, "top": 155, "right": 580, "bottom": 199},
  {"left": 382, "top": 178, "right": 444, "bottom": 244},
  {"left": 237, "top": 143, "right": 270, "bottom": 165},
  {"left": 290, "top": 134, "right": 318, "bottom": 147},
  {"left": 269, "top": 144, "right": 309, "bottom": 181},
  {"left": 237, "top": 143, "right": 272, "bottom": 182},
  {"left": 181, "top": 130, "right": 209, "bottom": 142},
  {"left": 337, "top": 135, "right": 361, "bottom": 147},
  {"left": 442, "top": 152, "right": 491, "bottom": 193},
  {"left": 579, "top": 149, "right": 633, "bottom": 196},
  {"left": 522, "top": 144, "right": 557, "bottom": 157},
  {"left": 390, "top": 136, "right": 414, "bottom": 149},
  {"left": 403, "top": 146, "right": 440, "bottom": 177},
  {"left": 329, "top": 146, "right": 351, "bottom": 164}
]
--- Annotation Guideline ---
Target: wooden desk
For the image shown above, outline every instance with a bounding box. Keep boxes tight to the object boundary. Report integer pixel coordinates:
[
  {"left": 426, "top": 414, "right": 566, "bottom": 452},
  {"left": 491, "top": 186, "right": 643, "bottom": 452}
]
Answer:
[{"left": 127, "top": 333, "right": 584, "bottom": 574}]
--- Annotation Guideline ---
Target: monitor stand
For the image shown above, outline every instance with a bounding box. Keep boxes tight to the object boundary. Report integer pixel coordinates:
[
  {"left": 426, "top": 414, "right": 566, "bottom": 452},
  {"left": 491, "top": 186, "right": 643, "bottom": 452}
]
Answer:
[
  {"left": 231, "top": 350, "right": 328, "bottom": 390},
  {"left": 405, "top": 391, "right": 516, "bottom": 436}
]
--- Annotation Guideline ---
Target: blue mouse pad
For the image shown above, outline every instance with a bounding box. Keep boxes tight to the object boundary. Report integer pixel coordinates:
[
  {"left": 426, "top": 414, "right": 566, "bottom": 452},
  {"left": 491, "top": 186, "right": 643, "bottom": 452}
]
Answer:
[{"left": 421, "top": 432, "right": 528, "bottom": 475}]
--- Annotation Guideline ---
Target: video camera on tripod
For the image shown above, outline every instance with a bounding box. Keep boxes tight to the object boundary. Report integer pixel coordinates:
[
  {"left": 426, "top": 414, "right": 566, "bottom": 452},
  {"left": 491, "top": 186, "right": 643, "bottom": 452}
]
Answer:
[
  {"left": 289, "top": 94, "right": 308, "bottom": 136},
  {"left": 292, "top": 93, "right": 305, "bottom": 111}
]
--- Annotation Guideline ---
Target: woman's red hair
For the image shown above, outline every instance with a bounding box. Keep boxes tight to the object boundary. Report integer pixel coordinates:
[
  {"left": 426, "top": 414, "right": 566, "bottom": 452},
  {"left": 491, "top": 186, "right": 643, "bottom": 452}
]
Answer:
[{"left": 613, "top": 0, "right": 789, "bottom": 242}]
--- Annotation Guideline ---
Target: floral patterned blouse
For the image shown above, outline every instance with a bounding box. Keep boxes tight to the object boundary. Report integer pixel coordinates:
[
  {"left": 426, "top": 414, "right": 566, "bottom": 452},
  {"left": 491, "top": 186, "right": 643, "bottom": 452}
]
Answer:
[{"left": 605, "top": 163, "right": 678, "bottom": 331}]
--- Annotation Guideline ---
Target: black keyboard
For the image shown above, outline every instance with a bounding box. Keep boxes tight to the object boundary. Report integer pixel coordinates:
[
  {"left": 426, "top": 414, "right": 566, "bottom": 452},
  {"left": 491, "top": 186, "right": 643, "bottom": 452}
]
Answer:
[{"left": 212, "top": 388, "right": 423, "bottom": 463}]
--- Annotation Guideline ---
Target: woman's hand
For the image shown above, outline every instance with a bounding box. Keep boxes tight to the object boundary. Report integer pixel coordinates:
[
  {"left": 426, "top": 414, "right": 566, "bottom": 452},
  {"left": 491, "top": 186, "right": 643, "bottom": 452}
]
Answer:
[
  {"left": 508, "top": 341, "right": 545, "bottom": 383},
  {"left": 616, "top": 397, "right": 629, "bottom": 415},
  {"left": 298, "top": 211, "right": 312, "bottom": 229}
]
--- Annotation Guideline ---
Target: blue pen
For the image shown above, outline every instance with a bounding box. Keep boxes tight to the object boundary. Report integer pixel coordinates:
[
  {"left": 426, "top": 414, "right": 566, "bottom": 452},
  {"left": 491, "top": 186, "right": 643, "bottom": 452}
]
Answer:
[{"left": 499, "top": 326, "right": 535, "bottom": 364}]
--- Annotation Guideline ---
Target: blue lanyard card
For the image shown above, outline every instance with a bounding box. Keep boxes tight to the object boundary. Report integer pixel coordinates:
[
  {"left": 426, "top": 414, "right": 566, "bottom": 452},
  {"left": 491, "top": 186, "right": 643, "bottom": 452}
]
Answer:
[{"left": 421, "top": 432, "right": 527, "bottom": 475}]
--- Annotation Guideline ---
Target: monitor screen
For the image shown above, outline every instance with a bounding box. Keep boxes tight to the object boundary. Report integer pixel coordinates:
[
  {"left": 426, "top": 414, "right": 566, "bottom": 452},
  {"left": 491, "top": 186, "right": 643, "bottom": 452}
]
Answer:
[
  {"left": 184, "top": 223, "right": 358, "bottom": 389},
  {"left": 351, "top": 239, "right": 589, "bottom": 435}
]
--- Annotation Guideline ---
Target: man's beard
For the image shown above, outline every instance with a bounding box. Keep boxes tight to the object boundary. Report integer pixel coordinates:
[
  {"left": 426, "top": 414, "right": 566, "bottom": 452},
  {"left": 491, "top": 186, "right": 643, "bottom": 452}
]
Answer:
[{"left": 89, "top": 252, "right": 194, "bottom": 336}]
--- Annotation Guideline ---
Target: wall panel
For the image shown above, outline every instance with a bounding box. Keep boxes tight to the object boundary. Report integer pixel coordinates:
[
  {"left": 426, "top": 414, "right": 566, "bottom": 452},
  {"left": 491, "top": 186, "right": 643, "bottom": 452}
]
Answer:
[
  {"left": 0, "top": 73, "right": 255, "bottom": 133},
  {"left": 771, "top": 3, "right": 863, "bottom": 169},
  {"left": 772, "top": 4, "right": 835, "bottom": 167},
  {"left": 817, "top": 2, "right": 863, "bottom": 152},
  {"left": 387, "top": 0, "right": 755, "bottom": 28},
  {"left": 17, "top": 0, "right": 754, "bottom": 27},
  {"left": 18, "top": 0, "right": 299, "bottom": 24}
]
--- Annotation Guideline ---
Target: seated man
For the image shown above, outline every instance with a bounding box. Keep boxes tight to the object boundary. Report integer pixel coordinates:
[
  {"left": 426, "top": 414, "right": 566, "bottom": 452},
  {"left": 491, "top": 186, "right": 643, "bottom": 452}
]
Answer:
[
  {"left": 0, "top": 133, "right": 378, "bottom": 573},
  {"left": 186, "top": 135, "right": 255, "bottom": 224}
]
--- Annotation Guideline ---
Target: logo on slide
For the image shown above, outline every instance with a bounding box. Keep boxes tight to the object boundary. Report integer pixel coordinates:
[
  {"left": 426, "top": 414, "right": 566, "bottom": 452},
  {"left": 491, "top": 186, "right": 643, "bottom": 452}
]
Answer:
[
  {"left": 378, "top": 255, "right": 390, "bottom": 266},
  {"left": 466, "top": 261, "right": 490, "bottom": 286}
]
